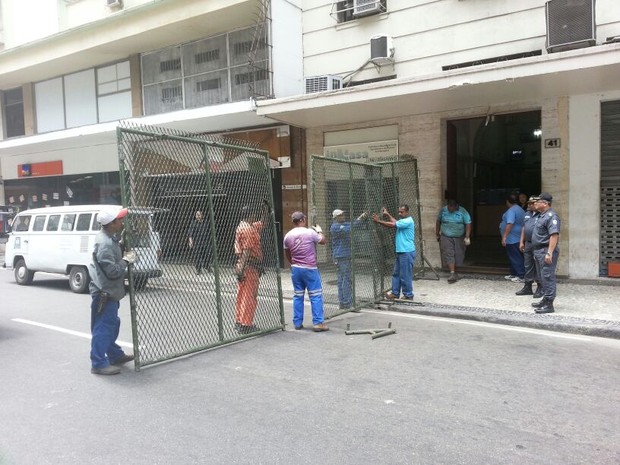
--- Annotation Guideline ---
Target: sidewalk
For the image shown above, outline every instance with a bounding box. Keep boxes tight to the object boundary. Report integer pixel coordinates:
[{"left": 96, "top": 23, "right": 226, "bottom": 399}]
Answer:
[{"left": 279, "top": 269, "right": 620, "bottom": 339}]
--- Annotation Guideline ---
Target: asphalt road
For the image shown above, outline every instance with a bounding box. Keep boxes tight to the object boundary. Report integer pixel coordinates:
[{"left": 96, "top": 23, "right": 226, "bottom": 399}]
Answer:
[{"left": 1, "top": 270, "right": 620, "bottom": 465}]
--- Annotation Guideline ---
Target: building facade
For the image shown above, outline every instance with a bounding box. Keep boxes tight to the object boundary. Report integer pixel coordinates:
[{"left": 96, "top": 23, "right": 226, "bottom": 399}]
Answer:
[
  {"left": 0, "top": 0, "right": 309, "bottom": 244},
  {"left": 256, "top": 0, "right": 620, "bottom": 279}
]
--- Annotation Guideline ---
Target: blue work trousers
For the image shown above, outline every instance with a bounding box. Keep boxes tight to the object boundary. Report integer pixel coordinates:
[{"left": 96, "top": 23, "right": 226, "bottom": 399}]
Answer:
[
  {"left": 291, "top": 267, "right": 325, "bottom": 327},
  {"left": 506, "top": 243, "right": 525, "bottom": 278},
  {"left": 335, "top": 258, "right": 352, "bottom": 308},
  {"left": 391, "top": 251, "right": 416, "bottom": 299},
  {"left": 90, "top": 295, "right": 125, "bottom": 369}
]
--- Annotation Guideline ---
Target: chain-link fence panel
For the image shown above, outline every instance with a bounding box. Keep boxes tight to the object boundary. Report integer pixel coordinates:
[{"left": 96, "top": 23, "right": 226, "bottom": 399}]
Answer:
[
  {"left": 377, "top": 158, "right": 425, "bottom": 276},
  {"left": 118, "top": 124, "right": 284, "bottom": 370},
  {"left": 311, "top": 157, "right": 385, "bottom": 318},
  {"left": 312, "top": 156, "right": 424, "bottom": 316}
]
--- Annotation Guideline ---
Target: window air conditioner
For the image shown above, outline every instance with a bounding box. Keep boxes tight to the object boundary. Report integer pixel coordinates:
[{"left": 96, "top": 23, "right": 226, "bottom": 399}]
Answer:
[
  {"left": 545, "top": 0, "right": 595, "bottom": 53},
  {"left": 304, "top": 75, "right": 343, "bottom": 94},
  {"left": 353, "top": 0, "right": 381, "bottom": 17},
  {"left": 106, "top": 0, "right": 123, "bottom": 8},
  {"left": 370, "top": 34, "right": 394, "bottom": 65}
]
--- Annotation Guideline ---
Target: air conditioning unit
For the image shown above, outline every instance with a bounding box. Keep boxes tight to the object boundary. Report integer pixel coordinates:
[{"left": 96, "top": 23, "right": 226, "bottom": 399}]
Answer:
[
  {"left": 545, "top": 0, "right": 596, "bottom": 53},
  {"left": 106, "top": 0, "right": 123, "bottom": 8},
  {"left": 370, "top": 34, "right": 394, "bottom": 65},
  {"left": 304, "top": 75, "right": 343, "bottom": 94},
  {"left": 353, "top": 0, "right": 381, "bottom": 17}
]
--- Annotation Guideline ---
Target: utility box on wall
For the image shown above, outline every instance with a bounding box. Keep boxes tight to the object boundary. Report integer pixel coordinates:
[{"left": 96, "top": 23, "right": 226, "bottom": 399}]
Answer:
[{"left": 546, "top": 0, "right": 596, "bottom": 53}]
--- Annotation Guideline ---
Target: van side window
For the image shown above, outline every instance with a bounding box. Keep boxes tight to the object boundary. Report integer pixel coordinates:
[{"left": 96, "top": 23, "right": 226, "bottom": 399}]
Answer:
[
  {"left": 91, "top": 216, "right": 101, "bottom": 231},
  {"left": 47, "top": 215, "right": 61, "bottom": 231},
  {"left": 33, "top": 215, "right": 47, "bottom": 231},
  {"left": 14, "top": 215, "right": 31, "bottom": 231},
  {"left": 61, "top": 214, "right": 76, "bottom": 231},
  {"left": 76, "top": 213, "right": 92, "bottom": 231}
]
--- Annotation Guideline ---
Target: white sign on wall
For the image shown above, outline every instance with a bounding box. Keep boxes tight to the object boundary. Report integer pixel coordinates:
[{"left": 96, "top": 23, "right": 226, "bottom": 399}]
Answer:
[{"left": 323, "top": 140, "right": 399, "bottom": 163}]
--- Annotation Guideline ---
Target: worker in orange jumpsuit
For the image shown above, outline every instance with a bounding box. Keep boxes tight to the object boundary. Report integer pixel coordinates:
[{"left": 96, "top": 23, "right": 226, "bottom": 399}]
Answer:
[{"left": 234, "top": 204, "right": 265, "bottom": 334}]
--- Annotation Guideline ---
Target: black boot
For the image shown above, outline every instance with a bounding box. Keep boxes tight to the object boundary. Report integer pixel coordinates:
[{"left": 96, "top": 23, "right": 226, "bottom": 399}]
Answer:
[
  {"left": 516, "top": 282, "right": 533, "bottom": 296},
  {"left": 535, "top": 298, "right": 555, "bottom": 314},
  {"left": 532, "top": 284, "right": 543, "bottom": 299},
  {"left": 532, "top": 298, "right": 546, "bottom": 308}
]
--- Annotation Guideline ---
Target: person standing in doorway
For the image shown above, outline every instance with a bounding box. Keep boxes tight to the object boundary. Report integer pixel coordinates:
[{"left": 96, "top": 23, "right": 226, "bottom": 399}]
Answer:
[
  {"left": 372, "top": 204, "right": 416, "bottom": 300},
  {"left": 283, "top": 212, "right": 329, "bottom": 332},
  {"left": 518, "top": 192, "right": 529, "bottom": 211},
  {"left": 531, "top": 193, "right": 561, "bottom": 314},
  {"left": 500, "top": 194, "right": 526, "bottom": 283},
  {"left": 188, "top": 210, "right": 212, "bottom": 275},
  {"left": 89, "top": 206, "right": 135, "bottom": 375},
  {"left": 330, "top": 208, "right": 368, "bottom": 309},
  {"left": 516, "top": 196, "right": 542, "bottom": 297},
  {"left": 233, "top": 204, "right": 267, "bottom": 334},
  {"left": 435, "top": 199, "right": 472, "bottom": 283}
]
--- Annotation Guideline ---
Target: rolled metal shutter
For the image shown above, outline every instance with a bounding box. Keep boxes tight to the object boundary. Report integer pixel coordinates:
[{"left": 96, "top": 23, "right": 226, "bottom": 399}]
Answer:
[{"left": 600, "top": 100, "right": 620, "bottom": 276}]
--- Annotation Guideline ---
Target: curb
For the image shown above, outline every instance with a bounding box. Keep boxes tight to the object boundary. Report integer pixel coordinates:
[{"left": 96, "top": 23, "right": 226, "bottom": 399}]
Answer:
[{"left": 373, "top": 300, "right": 620, "bottom": 340}]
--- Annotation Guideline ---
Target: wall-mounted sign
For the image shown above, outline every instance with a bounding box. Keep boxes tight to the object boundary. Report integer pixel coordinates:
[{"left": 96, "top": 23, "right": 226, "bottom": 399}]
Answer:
[
  {"left": 544, "top": 138, "right": 561, "bottom": 149},
  {"left": 17, "top": 160, "right": 63, "bottom": 177},
  {"left": 323, "top": 140, "right": 399, "bottom": 163}
]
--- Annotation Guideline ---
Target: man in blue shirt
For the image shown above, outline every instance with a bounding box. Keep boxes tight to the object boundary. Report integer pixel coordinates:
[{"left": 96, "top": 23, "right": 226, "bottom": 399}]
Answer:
[
  {"left": 500, "top": 194, "right": 526, "bottom": 282},
  {"left": 372, "top": 204, "right": 416, "bottom": 300},
  {"left": 435, "top": 199, "right": 472, "bottom": 283},
  {"left": 330, "top": 209, "right": 367, "bottom": 309}
]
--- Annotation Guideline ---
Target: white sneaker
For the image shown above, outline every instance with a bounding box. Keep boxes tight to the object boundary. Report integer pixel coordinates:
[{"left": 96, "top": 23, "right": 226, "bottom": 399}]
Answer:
[
  {"left": 504, "top": 275, "right": 516, "bottom": 280},
  {"left": 511, "top": 277, "right": 525, "bottom": 283}
]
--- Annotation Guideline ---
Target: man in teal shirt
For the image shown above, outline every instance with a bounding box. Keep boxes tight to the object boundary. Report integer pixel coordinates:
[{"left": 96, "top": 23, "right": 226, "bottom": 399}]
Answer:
[
  {"left": 372, "top": 204, "right": 416, "bottom": 300},
  {"left": 436, "top": 199, "right": 472, "bottom": 283}
]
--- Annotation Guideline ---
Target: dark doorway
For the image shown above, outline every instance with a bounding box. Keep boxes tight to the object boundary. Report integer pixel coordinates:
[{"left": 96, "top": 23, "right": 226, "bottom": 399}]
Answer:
[{"left": 446, "top": 111, "right": 541, "bottom": 272}]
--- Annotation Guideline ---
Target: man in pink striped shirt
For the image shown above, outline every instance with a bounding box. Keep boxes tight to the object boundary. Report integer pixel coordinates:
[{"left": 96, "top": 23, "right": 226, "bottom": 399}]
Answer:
[{"left": 283, "top": 211, "right": 329, "bottom": 332}]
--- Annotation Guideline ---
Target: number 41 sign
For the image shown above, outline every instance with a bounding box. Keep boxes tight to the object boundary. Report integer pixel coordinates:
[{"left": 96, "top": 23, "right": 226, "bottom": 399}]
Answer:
[{"left": 544, "top": 138, "right": 561, "bottom": 148}]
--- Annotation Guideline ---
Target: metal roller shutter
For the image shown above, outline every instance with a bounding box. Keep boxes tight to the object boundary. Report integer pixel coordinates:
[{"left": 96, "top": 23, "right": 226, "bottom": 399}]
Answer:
[{"left": 600, "top": 100, "right": 620, "bottom": 276}]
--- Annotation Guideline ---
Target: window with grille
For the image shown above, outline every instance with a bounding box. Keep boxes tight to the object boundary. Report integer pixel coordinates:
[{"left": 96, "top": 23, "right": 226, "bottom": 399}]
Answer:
[
  {"left": 334, "top": 0, "right": 387, "bottom": 23},
  {"left": 142, "top": 25, "right": 272, "bottom": 115}
]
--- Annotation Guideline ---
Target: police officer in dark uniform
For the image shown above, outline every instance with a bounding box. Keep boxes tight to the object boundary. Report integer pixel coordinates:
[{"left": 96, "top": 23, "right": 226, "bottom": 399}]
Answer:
[
  {"left": 530, "top": 193, "right": 560, "bottom": 313},
  {"left": 516, "top": 195, "right": 542, "bottom": 297}
]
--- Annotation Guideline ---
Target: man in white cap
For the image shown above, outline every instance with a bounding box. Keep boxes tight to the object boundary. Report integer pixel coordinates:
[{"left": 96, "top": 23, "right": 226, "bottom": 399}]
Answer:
[
  {"left": 330, "top": 208, "right": 368, "bottom": 309},
  {"left": 89, "top": 206, "right": 136, "bottom": 375}
]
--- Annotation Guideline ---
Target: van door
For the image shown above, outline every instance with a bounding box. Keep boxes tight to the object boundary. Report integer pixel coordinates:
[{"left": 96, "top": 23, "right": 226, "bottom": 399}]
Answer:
[{"left": 11, "top": 214, "right": 33, "bottom": 258}]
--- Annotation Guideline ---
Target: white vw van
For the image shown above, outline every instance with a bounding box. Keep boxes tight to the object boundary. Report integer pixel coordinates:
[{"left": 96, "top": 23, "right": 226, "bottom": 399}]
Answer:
[{"left": 3, "top": 205, "right": 163, "bottom": 293}]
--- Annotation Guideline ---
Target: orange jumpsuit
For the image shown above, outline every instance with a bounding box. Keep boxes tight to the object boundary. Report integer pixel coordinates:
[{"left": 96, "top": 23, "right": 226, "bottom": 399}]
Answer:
[{"left": 234, "top": 220, "right": 263, "bottom": 326}]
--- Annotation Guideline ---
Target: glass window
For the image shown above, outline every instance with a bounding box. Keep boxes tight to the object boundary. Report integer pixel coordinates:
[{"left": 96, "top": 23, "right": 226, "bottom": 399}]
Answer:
[
  {"left": 61, "top": 214, "right": 76, "bottom": 231},
  {"left": 3, "top": 88, "right": 25, "bottom": 138},
  {"left": 47, "top": 215, "right": 61, "bottom": 231},
  {"left": 141, "top": 25, "right": 272, "bottom": 116},
  {"left": 33, "top": 215, "right": 47, "bottom": 231},
  {"left": 76, "top": 213, "right": 92, "bottom": 231},
  {"left": 91, "top": 215, "right": 101, "bottom": 231},
  {"left": 14, "top": 215, "right": 32, "bottom": 231}
]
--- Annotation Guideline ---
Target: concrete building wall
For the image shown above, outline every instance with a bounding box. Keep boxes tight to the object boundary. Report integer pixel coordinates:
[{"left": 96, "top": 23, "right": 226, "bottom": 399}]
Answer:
[
  {"left": 271, "top": 0, "right": 304, "bottom": 97},
  {"left": 301, "top": 0, "right": 620, "bottom": 84}
]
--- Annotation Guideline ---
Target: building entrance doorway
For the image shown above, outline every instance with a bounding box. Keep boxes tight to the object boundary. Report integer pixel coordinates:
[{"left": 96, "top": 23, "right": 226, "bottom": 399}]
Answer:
[{"left": 446, "top": 110, "right": 541, "bottom": 273}]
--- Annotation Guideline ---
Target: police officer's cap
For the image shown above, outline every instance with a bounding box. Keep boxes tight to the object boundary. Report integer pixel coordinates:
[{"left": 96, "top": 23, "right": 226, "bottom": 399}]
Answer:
[{"left": 538, "top": 193, "right": 553, "bottom": 203}]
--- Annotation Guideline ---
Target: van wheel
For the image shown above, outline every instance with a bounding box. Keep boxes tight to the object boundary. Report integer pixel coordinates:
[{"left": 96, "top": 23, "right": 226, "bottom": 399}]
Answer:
[
  {"left": 14, "top": 259, "right": 34, "bottom": 285},
  {"left": 69, "top": 266, "right": 90, "bottom": 294}
]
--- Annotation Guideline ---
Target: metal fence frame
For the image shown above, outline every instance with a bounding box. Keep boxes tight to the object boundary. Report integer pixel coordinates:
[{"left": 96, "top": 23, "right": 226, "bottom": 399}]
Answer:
[
  {"left": 118, "top": 124, "right": 284, "bottom": 370},
  {"left": 311, "top": 155, "right": 428, "bottom": 319}
]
